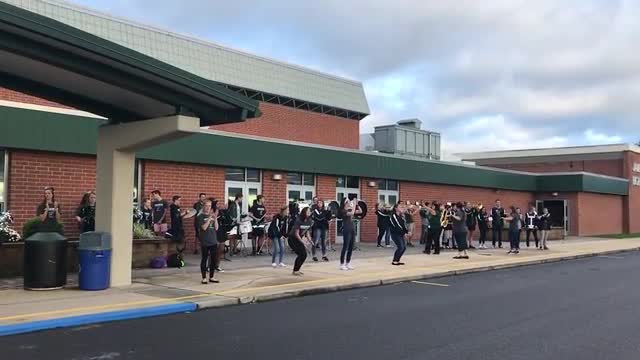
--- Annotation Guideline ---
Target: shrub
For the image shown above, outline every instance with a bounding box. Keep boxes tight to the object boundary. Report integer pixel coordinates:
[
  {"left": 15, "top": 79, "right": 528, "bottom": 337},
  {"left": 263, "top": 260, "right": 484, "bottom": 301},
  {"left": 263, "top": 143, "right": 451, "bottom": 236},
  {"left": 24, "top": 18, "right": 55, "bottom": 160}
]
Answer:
[
  {"left": 22, "top": 217, "right": 64, "bottom": 239},
  {"left": 0, "top": 212, "right": 21, "bottom": 243},
  {"left": 133, "top": 223, "right": 156, "bottom": 239}
]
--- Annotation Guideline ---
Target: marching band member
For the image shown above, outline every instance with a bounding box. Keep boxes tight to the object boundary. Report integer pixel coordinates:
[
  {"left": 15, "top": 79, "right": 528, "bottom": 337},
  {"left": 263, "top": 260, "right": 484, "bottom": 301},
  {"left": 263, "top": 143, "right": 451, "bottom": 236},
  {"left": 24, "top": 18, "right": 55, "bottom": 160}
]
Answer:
[
  {"left": 423, "top": 201, "right": 442, "bottom": 255},
  {"left": 249, "top": 195, "right": 267, "bottom": 256},
  {"left": 339, "top": 196, "right": 362, "bottom": 271},
  {"left": 311, "top": 200, "right": 330, "bottom": 262},
  {"left": 405, "top": 202, "right": 417, "bottom": 247},
  {"left": 390, "top": 203, "right": 408, "bottom": 265},
  {"left": 506, "top": 206, "right": 523, "bottom": 254},
  {"left": 477, "top": 207, "right": 490, "bottom": 249},
  {"left": 465, "top": 202, "right": 477, "bottom": 249},
  {"left": 37, "top": 186, "right": 62, "bottom": 233},
  {"left": 419, "top": 201, "right": 429, "bottom": 246},
  {"left": 139, "top": 198, "right": 153, "bottom": 230},
  {"left": 491, "top": 199, "right": 506, "bottom": 248},
  {"left": 192, "top": 193, "right": 207, "bottom": 255},
  {"left": 451, "top": 202, "right": 470, "bottom": 259},
  {"left": 269, "top": 206, "right": 289, "bottom": 267},
  {"left": 228, "top": 193, "right": 243, "bottom": 255},
  {"left": 196, "top": 200, "right": 219, "bottom": 284},
  {"left": 288, "top": 207, "right": 313, "bottom": 276},
  {"left": 539, "top": 208, "right": 551, "bottom": 250},
  {"left": 376, "top": 203, "right": 391, "bottom": 248},
  {"left": 442, "top": 203, "right": 454, "bottom": 249},
  {"left": 525, "top": 206, "right": 539, "bottom": 248}
]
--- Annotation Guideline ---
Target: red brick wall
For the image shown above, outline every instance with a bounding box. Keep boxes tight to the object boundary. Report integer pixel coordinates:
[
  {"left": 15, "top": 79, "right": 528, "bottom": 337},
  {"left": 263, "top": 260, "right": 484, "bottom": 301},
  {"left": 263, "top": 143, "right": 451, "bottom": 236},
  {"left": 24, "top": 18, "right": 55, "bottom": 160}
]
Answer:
[
  {"left": 0, "top": 87, "right": 70, "bottom": 109},
  {"left": 623, "top": 151, "right": 640, "bottom": 233},
  {"left": 261, "top": 171, "right": 287, "bottom": 219},
  {"left": 142, "top": 160, "right": 225, "bottom": 251},
  {"left": 576, "top": 192, "right": 623, "bottom": 236},
  {"left": 211, "top": 102, "right": 360, "bottom": 149},
  {"left": 7, "top": 151, "right": 96, "bottom": 239},
  {"left": 487, "top": 159, "right": 623, "bottom": 178}
]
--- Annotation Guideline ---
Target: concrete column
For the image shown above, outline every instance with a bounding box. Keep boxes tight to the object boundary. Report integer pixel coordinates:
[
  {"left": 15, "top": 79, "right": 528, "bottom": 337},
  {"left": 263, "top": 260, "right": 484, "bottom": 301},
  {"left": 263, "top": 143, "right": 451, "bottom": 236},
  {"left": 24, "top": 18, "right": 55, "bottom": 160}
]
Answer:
[{"left": 95, "top": 115, "right": 200, "bottom": 287}]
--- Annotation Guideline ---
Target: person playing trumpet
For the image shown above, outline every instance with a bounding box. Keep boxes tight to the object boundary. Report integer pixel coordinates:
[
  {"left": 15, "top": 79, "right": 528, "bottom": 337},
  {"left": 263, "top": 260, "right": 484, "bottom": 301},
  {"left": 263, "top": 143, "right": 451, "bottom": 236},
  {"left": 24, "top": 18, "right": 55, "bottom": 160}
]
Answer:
[
  {"left": 196, "top": 200, "right": 220, "bottom": 284},
  {"left": 423, "top": 201, "right": 442, "bottom": 255}
]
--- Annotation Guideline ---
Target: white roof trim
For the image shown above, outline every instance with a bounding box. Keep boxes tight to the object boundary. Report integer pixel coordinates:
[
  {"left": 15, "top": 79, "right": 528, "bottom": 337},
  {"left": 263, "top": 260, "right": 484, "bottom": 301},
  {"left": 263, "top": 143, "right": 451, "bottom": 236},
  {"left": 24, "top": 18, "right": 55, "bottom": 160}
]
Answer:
[
  {"left": 457, "top": 144, "right": 640, "bottom": 160},
  {"left": 200, "top": 129, "right": 628, "bottom": 182},
  {"left": 0, "top": 100, "right": 105, "bottom": 119}
]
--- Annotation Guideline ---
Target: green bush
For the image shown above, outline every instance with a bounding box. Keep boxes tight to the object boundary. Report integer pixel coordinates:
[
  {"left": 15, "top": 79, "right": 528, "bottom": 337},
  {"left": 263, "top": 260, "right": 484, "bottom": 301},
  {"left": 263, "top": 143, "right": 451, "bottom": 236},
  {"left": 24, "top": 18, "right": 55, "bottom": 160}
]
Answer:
[
  {"left": 22, "top": 217, "right": 64, "bottom": 239},
  {"left": 133, "top": 223, "right": 156, "bottom": 239}
]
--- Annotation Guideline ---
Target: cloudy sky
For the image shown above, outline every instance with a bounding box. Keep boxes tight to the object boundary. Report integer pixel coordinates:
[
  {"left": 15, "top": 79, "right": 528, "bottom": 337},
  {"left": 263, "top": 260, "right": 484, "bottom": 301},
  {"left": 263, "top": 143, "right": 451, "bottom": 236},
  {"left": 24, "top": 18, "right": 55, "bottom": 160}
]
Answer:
[{"left": 73, "top": 0, "right": 638, "bottom": 159}]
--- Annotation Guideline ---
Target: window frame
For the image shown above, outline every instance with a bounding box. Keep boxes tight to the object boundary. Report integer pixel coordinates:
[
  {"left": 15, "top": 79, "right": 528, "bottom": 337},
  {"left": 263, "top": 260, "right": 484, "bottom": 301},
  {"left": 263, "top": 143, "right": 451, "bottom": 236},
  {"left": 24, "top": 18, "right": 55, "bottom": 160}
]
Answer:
[
  {"left": 287, "top": 173, "right": 315, "bottom": 203},
  {"left": 0, "top": 150, "right": 7, "bottom": 212}
]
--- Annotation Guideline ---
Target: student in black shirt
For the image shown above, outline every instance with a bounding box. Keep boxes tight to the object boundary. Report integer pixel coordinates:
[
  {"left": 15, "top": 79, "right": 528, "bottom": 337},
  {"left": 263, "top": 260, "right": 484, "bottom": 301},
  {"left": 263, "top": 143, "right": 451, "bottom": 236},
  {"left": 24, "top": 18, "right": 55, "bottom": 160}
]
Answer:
[
  {"left": 491, "top": 200, "right": 506, "bottom": 248},
  {"left": 37, "top": 186, "right": 62, "bottom": 233},
  {"left": 196, "top": 200, "right": 219, "bottom": 284},
  {"left": 538, "top": 208, "right": 551, "bottom": 250},
  {"left": 477, "top": 207, "right": 490, "bottom": 249},
  {"left": 339, "top": 197, "right": 362, "bottom": 271},
  {"left": 288, "top": 207, "right": 313, "bottom": 276},
  {"left": 139, "top": 198, "right": 153, "bottom": 230},
  {"left": 311, "top": 200, "right": 330, "bottom": 262},
  {"left": 75, "top": 191, "right": 96, "bottom": 233},
  {"left": 169, "top": 196, "right": 189, "bottom": 249},
  {"left": 465, "top": 202, "right": 477, "bottom": 249},
  {"left": 269, "top": 206, "right": 289, "bottom": 267},
  {"left": 376, "top": 203, "right": 391, "bottom": 248},
  {"left": 192, "top": 193, "right": 207, "bottom": 255},
  {"left": 389, "top": 204, "right": 409, "bottom": 265},
  {"left": 452, "top": 202, "right": 469, "bottom": 259},
  {"left": 249, "top": 195, "right": 267, "bottom": 256},
  {"left": 151, "top": 190, "right": 168, "bottom": 236}
]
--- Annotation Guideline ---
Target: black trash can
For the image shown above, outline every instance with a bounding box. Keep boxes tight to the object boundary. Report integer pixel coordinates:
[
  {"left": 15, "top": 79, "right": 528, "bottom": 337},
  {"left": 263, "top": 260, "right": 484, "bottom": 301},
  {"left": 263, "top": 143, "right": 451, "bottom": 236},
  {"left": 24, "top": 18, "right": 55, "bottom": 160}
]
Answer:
[{"left": 23, "top": 232, "right": 68, "bottom": 290}]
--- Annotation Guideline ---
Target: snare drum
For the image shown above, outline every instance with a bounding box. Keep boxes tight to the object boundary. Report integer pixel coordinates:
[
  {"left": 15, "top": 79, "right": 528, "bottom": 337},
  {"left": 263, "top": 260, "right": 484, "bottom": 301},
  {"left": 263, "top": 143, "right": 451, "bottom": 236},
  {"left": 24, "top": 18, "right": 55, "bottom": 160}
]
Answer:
[{"left": 240, "top": 221, "right": 253, "bottom": 234}]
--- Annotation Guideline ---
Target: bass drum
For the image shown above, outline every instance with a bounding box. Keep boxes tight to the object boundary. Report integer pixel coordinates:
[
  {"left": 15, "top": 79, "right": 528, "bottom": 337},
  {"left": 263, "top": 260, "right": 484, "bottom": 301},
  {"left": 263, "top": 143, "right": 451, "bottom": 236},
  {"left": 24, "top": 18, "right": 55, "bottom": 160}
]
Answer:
[
  {"left": 328, "top": 201, "right": 340, "bottom": 219},
  {"left": 355, "top": 200, "right": 368, "bottom": 219},
  {"left": 217, "top": 209, "right": 234, "bottom": 233}
]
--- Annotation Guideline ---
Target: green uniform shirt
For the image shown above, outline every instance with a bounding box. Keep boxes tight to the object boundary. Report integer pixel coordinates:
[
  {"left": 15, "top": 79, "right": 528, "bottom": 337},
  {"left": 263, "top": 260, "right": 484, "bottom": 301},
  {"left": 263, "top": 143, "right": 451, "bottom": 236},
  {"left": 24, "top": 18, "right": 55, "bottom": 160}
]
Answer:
[{"left": 428, "top": 209, "right": 442, "bottom": 229}]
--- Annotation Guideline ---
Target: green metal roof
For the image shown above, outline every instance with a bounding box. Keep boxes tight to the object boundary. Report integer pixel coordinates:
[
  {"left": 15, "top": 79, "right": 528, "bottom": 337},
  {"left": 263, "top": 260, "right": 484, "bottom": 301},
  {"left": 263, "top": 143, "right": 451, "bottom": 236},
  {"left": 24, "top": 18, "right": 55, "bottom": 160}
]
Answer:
[
  {"left": 3, "top": 0, "right": 370, "bottom": 116},
  {"left": 0, "top": 106, "right": 629, "bottom": 196},
  {"left": 0, "top": 0, "right": 261, "bottom": 125}
]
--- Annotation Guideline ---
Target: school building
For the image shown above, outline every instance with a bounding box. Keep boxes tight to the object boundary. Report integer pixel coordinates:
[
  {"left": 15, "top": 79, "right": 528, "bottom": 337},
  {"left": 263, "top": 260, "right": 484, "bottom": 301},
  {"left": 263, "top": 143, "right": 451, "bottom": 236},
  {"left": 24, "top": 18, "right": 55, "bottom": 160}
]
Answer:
[{"left": 0, "top": 0, "right": 632, "bottom": 256}]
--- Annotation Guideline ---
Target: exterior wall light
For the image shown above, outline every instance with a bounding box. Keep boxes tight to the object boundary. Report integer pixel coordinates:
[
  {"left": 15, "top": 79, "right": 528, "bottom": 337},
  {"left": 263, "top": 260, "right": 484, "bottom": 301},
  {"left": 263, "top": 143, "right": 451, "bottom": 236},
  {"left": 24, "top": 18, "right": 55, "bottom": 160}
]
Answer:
[{"left": 272, "top": 174, "right": 283, "bottom": 181}]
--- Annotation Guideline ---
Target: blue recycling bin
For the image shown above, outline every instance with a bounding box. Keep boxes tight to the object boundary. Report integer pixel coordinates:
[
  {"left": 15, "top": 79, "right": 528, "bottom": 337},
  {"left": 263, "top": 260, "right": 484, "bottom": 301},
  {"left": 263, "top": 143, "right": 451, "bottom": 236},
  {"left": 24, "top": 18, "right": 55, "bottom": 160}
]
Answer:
[{"left": 78, "top": 232, "right": 112, "bottom": 290}]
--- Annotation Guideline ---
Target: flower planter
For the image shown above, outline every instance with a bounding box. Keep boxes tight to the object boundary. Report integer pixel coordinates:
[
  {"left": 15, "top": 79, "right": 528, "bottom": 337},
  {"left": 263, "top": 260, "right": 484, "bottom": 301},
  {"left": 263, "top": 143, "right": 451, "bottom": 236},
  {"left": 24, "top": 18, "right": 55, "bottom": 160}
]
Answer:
[{"left": 0, "top": 238, "right": 170, "bottom": 278}]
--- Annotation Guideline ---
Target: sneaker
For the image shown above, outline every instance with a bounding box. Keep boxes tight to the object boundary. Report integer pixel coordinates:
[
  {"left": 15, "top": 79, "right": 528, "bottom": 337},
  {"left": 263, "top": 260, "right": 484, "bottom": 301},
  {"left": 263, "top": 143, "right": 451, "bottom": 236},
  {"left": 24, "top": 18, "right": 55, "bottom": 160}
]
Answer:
[
  {"left": 292, "top": 271, "right": 303, "bottom": 276},
  {"left": 423, "top": 250, "right": 431, "bottom": 254},
  {"left": 469, "top": 245, "right": 476, "bottom": 249},
  {"left": 407, "top": 242, "right": 414, "bottom": 247},
  {"left": 507, "top": 250, "right": 513, "bottom": 255},
  {"left": 279, "top": 263, "right": 287, "bottom": 268},
  {"left": 515, "top": 250, "right": 520, "bottom": 254},
  {"left": 272, "top": 263, "right": 278, "bottom": 268},
  {"left": 377, "top": 244, "right": 383, "bottom": 248},
  {"left": 322, "top": 256, "right": 329, "bottom": 262},
  {"left": 392, "top": 262, "right": 401, "bottom": 266},
  {"left": 209, "top": 278, "right": 220, "bottom": 284},
  {"left": 216, "top": 267, "right": 225, "bottom": 273},
  {"left": 462, "top": 255, "right": 470, "bottom": 259},
  {"left": 543, "top": 246, "right": 549, "bottom": 250},
  {"left": 340, "top": 264, "right": 348, "bottom": 271},
  {"left": 201, "top": 278, "right": 208, "bottom": 284},
  {"left": 347, "top": 263, "right": 355, "bottom": 270},
  {"left": 313, "top": 257, "right": 319, "bottom": 262},
  {"left": 385, "top": 245, "right": 392, "bottom": 248}
]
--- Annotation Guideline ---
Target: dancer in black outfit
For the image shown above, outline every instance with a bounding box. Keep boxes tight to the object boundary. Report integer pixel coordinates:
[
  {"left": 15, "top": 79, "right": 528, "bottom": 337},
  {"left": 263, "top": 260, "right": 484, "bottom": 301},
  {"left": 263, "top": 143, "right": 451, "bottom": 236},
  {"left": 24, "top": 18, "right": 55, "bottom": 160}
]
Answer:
[
  {"left": 491, "top": 200, "right": 505, "bottom": 248},
  {"left": 390, "top": 204, "right": 409, "bottom": 265},
  {"left": 525, "top": 206, "right": 539, "bottom": 248},
  {"left": 288, "top": 207, "right": 313, "bottom": 276},
  {"left": 376, "top": 203, "right": 391, "bottom": 248}
]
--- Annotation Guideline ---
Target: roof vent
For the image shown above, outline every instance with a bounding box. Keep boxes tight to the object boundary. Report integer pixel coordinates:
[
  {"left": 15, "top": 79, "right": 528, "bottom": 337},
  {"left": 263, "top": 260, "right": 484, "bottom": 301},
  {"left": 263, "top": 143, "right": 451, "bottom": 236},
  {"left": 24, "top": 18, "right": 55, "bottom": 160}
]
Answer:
[{"left": 397, "top": 118, "right": 422, "bottom": 129}]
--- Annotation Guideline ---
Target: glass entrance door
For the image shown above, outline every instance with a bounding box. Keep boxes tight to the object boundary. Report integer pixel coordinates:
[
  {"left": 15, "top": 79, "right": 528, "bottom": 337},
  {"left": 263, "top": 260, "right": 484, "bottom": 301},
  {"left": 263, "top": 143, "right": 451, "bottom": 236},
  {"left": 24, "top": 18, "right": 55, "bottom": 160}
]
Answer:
[
  {"left": 378, "top": 191, "right": 398, "bottom": 207},
  {"left": 225, "top": 182, "right": 261, "bottom": 216},
  {"left": 335, "top": 189, "right": 360, "bottom": 244},
  {"left": 536, "top": 200, "right": 569, "bottom": 237}
]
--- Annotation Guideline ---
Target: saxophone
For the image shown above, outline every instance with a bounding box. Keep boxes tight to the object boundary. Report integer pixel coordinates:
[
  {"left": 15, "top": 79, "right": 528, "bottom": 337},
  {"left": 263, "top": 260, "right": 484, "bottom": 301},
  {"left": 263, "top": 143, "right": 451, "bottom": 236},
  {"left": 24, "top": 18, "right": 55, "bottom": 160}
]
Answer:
[{"left": 440, "top": 208, "right": 449, "bottom": 227}]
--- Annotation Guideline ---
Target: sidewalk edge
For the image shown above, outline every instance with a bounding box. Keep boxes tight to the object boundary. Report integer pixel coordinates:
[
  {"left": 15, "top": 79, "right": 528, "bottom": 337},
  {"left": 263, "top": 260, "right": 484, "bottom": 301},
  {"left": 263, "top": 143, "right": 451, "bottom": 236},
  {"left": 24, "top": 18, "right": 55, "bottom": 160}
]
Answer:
[{"left": 0, "top": 303, "right": 196, "bottom": 337}]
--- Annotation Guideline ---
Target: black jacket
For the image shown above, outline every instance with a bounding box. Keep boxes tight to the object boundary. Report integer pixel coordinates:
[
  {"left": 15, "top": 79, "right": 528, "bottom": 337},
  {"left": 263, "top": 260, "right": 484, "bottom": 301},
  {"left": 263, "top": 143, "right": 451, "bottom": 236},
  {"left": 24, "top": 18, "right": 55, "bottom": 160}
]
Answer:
[
  {"left": 491, "top": 207, "right": 505, "bottom": 227},
  {"left": 376, "top": 209, "right": 391, "bottom": 228},
  {"left": 268, "top": 214, "right": 289, "bottom": 238},
  {"left": 390, "top": 213, "right": 409, "bottom": 235},
  {"left": 311, "top": 208, "right": 329, "bottom": 230}
]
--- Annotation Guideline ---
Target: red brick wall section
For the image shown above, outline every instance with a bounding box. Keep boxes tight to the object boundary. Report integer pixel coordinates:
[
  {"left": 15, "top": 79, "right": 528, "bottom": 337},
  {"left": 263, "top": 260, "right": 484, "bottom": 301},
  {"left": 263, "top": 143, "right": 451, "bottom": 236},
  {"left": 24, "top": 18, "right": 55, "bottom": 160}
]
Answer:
[
  {"left": 211, "top": 102, "right": 360, "bottom": 149},
  {"left": 0, "top": 87, "right": 70, "bottom": 109},
  {"left": 359, "top": 178, "right": 379, "bottom": 243},
  {"left": 316, "top": 175, "right": 337, "bottom": 244},
  {"left": 261, "top": 171, "right": 287, "bottom": 220},
  {"left": 142, "top": 160, "right": 225, "bottom": 251},
  {"left": 487, "top": 159, "right": 623, "bottom": 178},
  {"left": 8, "top": 151, "right": 96, "bottom": 239},
  {"left": 623, "top": 151, "right": 640, "bottom": 233},
  {"left": 576, "top": 192, "right": 624, "bottom": 236}
]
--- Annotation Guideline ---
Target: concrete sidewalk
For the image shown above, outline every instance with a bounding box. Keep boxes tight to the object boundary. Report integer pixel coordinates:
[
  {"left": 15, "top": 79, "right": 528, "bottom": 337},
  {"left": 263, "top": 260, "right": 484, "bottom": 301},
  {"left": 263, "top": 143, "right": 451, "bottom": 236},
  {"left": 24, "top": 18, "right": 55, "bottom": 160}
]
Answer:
[{"left": 1, "top": 237, "right": 639, "bottom": 335}]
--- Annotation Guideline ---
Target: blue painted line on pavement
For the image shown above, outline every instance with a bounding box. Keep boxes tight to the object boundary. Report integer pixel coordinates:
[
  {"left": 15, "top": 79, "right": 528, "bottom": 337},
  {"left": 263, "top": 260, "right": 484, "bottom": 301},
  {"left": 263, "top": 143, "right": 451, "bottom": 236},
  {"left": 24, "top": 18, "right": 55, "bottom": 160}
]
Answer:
[{"left": 0, "top": 302, "right": 197, "bottom": 337}]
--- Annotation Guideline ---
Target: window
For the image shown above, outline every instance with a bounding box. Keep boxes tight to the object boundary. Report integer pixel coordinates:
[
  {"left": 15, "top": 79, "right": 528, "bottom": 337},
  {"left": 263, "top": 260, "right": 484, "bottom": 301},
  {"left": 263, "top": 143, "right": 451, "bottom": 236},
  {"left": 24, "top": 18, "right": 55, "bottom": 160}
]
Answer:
[
  {"left": 378, "top": 179, "right": 399, "bottom": 206},
  {"left": 287, "top": 173, "right": 315, "bottom": 202},
  {"left": 0, "top": 150, "right": 6, "bottom": 212},
  {"left": 225, "top": 168, "right": 261, "bottom": 183},
  {"left": 336, "top": 176, "right": 359, "bottom": 189},
  {"left": 377, "top": 179, "right": 398, "bottom": 191},
  {"left": 133, "top": 159, "right": 142, "bottom": 206}
]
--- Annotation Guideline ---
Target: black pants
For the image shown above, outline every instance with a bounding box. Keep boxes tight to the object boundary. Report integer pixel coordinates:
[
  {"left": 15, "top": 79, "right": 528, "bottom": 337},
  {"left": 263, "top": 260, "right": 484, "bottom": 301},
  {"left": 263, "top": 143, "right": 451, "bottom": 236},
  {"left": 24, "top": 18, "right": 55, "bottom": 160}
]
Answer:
[
  {"left": 390, "top": 232, "right": 406, "bottom": 262},
  {"left": 425, "top": 227, "right": 442, "bottom": 254},
  {"left": 526, "top": 229, "right": 539, "bottom": 247},
  {"left": 420, "top": 225, "right": 429, "bottom": 245},
  {"left": 288, "top": 237, "right": 307, "bottom": 272},
  {"left": 377, "top": 226, "right": 390, "bottom": 246},
  {"left": 200, "top": 244, "right": 217, "bottom": 279},
  {"left": 455, "top": 231, "right": 468, "bottom": 251},
  {"left": 479, "top": 226, "right": 488, "bottom": 244},
  {"left": 492, "top": 227, "right": 502, "bottom": 247}
]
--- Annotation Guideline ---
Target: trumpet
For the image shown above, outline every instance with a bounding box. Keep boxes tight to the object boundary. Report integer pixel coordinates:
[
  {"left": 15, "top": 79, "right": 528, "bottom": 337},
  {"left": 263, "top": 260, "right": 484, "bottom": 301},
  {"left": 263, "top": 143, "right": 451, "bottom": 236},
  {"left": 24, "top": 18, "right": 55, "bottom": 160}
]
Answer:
[{"left": 476, "top": 203, "right": 484, "bottom": 210}]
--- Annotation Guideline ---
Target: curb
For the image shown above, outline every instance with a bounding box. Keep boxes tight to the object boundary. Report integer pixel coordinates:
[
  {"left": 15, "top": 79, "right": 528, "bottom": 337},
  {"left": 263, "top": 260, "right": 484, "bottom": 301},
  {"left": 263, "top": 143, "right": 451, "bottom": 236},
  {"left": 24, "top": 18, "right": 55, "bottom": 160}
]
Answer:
[
  {"left": 0, "top": 302, "right": 196, "bottom": 337},
  {"left": 196, "top": 247, "right": 640, "bottom": 309}
]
